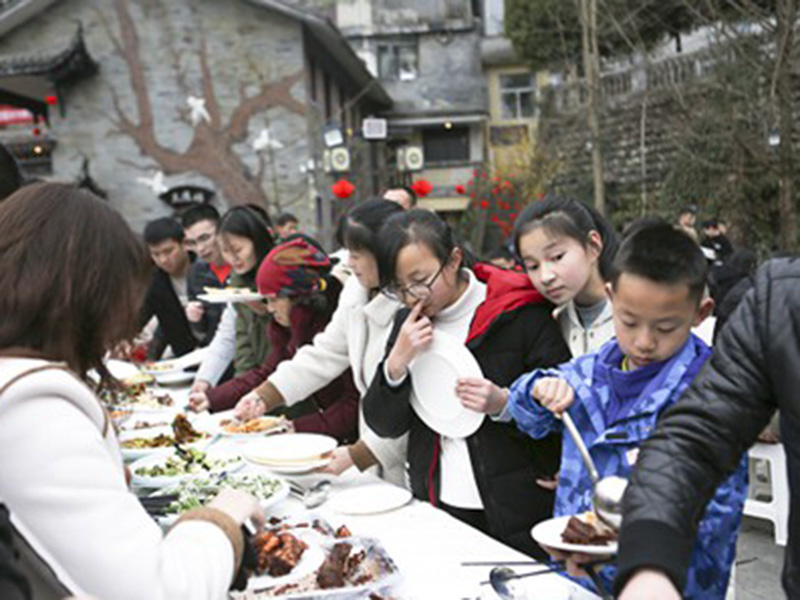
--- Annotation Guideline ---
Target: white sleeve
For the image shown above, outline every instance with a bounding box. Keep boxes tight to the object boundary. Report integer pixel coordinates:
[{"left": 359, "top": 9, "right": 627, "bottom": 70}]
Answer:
[
  {"left": 0, "top": 395, "right": 234, "bottom": 600},
  {"left": 195, "top": 304, "right": 236, "bottom": 385},
  {"left": 268, "top": 287, "right": 354, "bottom": 405}
]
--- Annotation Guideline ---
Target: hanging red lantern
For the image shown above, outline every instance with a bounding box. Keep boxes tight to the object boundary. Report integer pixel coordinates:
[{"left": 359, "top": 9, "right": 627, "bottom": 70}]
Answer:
[
  {"left": 331, "top": 179, "right": 355, "bottom": 199},
  {"left": 411, "top": 178, "right": 433, "bottom": 198},
  {"left": 480, "top": 200, "right": 489, "bottom": 210},
  {"left": 454, "top": 184, "right": 466, "bottom": 195},
  {"left": 45, "top": 95, "right": 58, "bottom": 106}
]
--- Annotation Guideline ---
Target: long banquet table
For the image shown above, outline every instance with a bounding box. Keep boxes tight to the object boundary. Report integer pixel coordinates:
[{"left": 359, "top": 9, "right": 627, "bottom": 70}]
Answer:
[{"left": 127, "top": 386, "right": 599, "bottom": 600}]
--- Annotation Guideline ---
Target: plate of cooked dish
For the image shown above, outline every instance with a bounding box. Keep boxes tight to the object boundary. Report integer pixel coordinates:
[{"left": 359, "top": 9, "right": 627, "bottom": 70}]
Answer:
[
  {"left": 218, "top": 415, "right": 288, "bottom": 438},
  {"left": 531, "top": 512, "right": 618, "bottom": 556},
  {"left": 149, "top": 473, "right": 289, "bottom": 526},
  {"left": 130, "top": 448, "right": 244, "bottom": 488},
  {"left": 118, "top": 414, "right": 210, "bottom": 461},
  {"left": 198, "top": 286, "right": 263, "bottom": 303}
]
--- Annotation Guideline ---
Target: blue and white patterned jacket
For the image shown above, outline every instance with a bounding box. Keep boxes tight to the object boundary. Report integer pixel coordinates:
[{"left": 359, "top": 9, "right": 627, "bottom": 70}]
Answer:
[{"left": 507, "top": 334, "right": 748, "bottom": 599}]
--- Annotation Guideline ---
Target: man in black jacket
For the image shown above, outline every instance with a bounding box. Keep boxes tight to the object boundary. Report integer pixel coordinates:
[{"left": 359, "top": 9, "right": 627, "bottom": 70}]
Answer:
[
  {"left": 615, "top": 257, "right": 800, "bottom": 599},
  {"left": 181, "top": 204, "right": 229, "bottom": 346},
  {"left": 140, "top": 217, "right": 197, "bottom": 360}
]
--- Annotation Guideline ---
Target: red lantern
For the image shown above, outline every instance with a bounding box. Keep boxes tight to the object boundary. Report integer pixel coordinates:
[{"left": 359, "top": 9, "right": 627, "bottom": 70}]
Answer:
[
  {"left": 411, "top": 178, "right": 433, "bottom": 198},
  {"left": 331, "top": 179, "right": 355, "bottom": 199},
  {"left": 45, "top": 95, "right": 58, "bottom": 106},
  {"left": 454, "top": 184, "right": 466, "bottom": 195},
  {"left": 480, "top": 200, "right": 489, "bottom": 210}
]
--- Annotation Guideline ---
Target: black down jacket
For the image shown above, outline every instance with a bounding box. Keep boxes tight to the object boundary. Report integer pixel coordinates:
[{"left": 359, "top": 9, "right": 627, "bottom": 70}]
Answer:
[{"left": 615, "top": 257, "right": 800, "bottom": 598}]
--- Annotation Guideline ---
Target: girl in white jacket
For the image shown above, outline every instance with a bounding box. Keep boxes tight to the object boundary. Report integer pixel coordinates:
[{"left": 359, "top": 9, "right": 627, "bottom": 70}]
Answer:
[
  {"left": 513, "top": 196, "right": 620, "bottom": 357},
  {"left": 233, "top": 199, "right": 409, "bottom": 487},
  {"left": 0, "top": 183, "right": 262, "bottom": 600}
]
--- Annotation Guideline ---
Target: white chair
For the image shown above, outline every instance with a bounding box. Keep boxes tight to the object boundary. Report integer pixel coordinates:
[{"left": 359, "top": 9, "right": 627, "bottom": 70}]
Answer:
[{"left": 743, "top": 442, "right": 789, "bottom": 545}]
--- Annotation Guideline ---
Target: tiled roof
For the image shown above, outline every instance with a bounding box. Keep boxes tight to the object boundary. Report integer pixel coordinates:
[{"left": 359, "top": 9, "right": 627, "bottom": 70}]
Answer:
[{"left": 0, "top": 26, "right": 97, "bottom": 82}]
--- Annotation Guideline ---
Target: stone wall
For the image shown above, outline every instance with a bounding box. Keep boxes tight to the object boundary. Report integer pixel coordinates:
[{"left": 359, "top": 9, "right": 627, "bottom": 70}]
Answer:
[{"left": 0, "top": 0, "right": 312, "bottom": 233}]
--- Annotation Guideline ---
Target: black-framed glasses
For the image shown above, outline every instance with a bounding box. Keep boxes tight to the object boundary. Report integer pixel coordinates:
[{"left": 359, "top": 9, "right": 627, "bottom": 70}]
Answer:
[{"left": 385, "top": 262, "right": 446, "bottom": 302}]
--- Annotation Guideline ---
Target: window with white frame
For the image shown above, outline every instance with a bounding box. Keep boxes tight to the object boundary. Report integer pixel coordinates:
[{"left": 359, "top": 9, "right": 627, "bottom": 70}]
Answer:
[
  {"left": 377, "top": 41, "right": 418, "bottom": 81},
  {"left": 499, "top": 73, "right": 536, "bottom": 120}
]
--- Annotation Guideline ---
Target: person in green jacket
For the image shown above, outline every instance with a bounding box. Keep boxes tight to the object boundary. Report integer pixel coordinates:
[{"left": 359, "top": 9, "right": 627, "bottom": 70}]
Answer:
[{"left": 217, "top": 206, "right": 275, "bottom": 374}]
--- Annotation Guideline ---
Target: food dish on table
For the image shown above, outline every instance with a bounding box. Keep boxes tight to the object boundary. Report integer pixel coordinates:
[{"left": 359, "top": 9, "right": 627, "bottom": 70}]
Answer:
[
  {"left": 154, "top": 474, "right": 287, "bottom": 516},
  {"left": 249, "top": 535, "right": 400, "bottom": 598},
  {"left": 220, "top": 416, "right": 286, "bottom": 435},
  {"left": 131, "top": 449, "right": 243, "bottom": 486},
  {"left": 100, "top": 383, "right": 174, "bottom": 410},
  {"left": 120, "top": 415, "right": 208, "bottom": 450},
  {"left": 255, "top": 531, "right": 309, "bottom": 577}
]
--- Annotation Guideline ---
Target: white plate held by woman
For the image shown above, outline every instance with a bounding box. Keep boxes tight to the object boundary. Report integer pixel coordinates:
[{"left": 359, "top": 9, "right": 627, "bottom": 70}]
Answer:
[{"left": 409, "top": 330, "right": 485, "bottom": 438}]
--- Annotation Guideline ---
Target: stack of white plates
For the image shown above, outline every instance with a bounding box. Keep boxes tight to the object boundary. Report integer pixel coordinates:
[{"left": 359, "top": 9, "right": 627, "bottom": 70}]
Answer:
[{"left": 244, "top": 433, "right": 338, "bottom": 474}]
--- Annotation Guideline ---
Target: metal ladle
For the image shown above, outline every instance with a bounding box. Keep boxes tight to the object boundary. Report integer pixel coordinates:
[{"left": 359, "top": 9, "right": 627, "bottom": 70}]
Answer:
[{"left": 560, "top": 412, "right": 627, "bottom": 531}]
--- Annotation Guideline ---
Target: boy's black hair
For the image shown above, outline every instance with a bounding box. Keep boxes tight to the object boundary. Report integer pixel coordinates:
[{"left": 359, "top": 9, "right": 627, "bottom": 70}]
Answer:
[
  {"left": 276, "top": 212, "right": 299, "bottom": 227},
  {"left": 143, "top": 217, "right": 184, "bottom": 246},
  {"left": 610, "top": 220, "right": 708, "bottom": 302},
  {"left": 180, "top": 204, "right": 220, "bottom": 229}
]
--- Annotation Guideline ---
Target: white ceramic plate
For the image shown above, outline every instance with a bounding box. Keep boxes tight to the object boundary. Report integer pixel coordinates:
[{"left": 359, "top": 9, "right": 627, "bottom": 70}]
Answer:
[
  {"left": 244, "top": 433, "right": 338, "bottom": 464},
  {"left": 216, "top": 415, "right": 288, "bottom": 439},
  {"left": 198, "top": 291, "right": 263, "bottom": 303},
  {"left": 327, "top": 484, "right": 412, "bottom": 515},
  {"left": 531, "top": 514, "right": 618, "bottom": 556},
  {"left": 151, "top": 371, "right": 195, "bottom": 386},
  {"left": 248, "top": 456, "right": 333, "bottom": 475},
  {"left": 130, "top": 451, "right": 244, "bottom": 489},
  {"left": 408, "top": 331, "right": 485, "bottom": 439},
  {"left": 119, "top": 426, "right": 175, "bottom": 461},
  {"left": 247, "top": 532, "right": 326, "bottom": 591}
]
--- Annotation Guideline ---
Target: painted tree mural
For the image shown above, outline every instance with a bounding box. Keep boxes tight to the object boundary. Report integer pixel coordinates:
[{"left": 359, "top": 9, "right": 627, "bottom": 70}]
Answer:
[{"left": 102, "top": 0, "right": 306, "bottom": 211}]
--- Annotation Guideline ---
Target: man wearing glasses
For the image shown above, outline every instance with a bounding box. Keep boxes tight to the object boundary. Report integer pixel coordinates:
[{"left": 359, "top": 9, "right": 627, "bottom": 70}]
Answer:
[{"left": 182, "top": 204, "right": 230, "bottom": 346}]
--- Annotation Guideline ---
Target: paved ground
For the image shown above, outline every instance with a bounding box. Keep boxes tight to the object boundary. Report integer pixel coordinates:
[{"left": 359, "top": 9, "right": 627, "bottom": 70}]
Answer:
[{"left": 736, "top": 516, "right": 785, "bottom": 599}]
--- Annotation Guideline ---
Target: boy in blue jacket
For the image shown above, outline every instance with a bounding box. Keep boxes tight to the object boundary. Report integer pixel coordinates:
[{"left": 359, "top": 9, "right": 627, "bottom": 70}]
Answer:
[{"left": 459, "top": 222, "right": 747, "bottom": 599}]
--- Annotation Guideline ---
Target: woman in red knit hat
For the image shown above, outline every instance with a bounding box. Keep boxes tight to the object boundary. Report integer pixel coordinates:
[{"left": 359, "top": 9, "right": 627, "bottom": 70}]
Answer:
[{"left": 188, "top": 235, "right": 359, "bottom": 443}]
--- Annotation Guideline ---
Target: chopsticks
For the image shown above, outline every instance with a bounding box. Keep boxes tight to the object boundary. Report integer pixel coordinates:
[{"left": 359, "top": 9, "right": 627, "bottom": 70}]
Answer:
[{"left": 464, "top": 560, "right": 565, "bottom": 567}]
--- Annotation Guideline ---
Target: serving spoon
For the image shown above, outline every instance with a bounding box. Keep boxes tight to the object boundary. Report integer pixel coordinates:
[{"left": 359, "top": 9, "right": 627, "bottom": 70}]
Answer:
[{"left": 560, "top": 412, "right": 627, "bottom": 531}]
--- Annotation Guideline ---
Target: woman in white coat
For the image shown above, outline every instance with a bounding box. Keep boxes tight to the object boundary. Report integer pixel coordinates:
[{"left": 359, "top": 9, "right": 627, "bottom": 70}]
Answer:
[
  {"left": 0, "top": 183, "right": 262, "bottom": 600},
  {"left": 230, "top": 199, "right": 409, "bottom": 486}
]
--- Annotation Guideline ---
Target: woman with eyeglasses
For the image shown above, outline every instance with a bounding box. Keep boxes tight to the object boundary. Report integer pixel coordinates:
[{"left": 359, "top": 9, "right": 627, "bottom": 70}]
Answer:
[
  {"left": 362, "top": 209, "right": 571, "bottom": 558},
  {"left": 232, "top": 199, "right": 408, "bottom": 486},
  {"left": 189, "top": 236, "right": 359, "bottom": 444}
]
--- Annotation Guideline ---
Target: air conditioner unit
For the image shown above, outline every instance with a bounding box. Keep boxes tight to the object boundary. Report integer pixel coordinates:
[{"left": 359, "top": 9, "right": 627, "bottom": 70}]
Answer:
[
  {"left": 330, "top": 147, "right": 351, "bottom": 172},
  {"left": 362, "top": 118, "right": 388, "bottom": 140},
  {"left": 401, "top": 146, "right": 424, "bottom": 171}
]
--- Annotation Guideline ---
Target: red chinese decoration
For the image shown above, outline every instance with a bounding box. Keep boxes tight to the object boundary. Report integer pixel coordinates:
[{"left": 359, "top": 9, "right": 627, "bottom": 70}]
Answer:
[
  {"left": 331, "top": 179, "right": 355, "bottom": 199},
  {"left": 480, "top": 200, "right": 490, "bottom": 210},
  {"left": 455, "top": 184, "right": 466, "bottom": 195},
  {"left": 45, "top": 95, "right": 58, "bottom": 106},
  {"left": 411, "top": 178, "right": 433, "bottom": 198}
]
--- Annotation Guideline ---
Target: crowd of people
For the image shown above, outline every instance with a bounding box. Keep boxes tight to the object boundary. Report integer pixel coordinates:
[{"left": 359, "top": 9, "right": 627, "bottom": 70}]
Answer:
[{"left": 0, "top": 171, "right": 796, "bottom": 600}]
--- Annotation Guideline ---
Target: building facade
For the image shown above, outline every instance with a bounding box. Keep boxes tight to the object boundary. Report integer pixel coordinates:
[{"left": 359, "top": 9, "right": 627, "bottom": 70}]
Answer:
[{"left": 0, "top": 0, "right": 389, "bottom": 244}]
